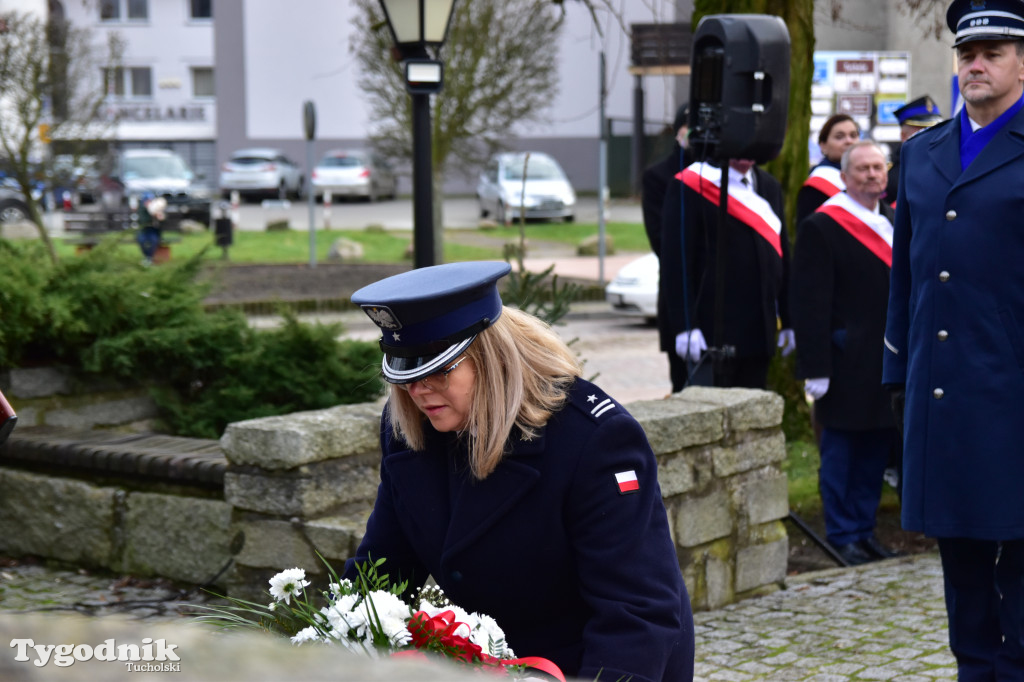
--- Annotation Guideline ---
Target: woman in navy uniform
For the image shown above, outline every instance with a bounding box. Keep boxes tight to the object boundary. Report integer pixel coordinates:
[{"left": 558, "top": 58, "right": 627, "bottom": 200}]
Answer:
[
  {"left": 884, "top": 1, "right": 1024, "bottom": 677},
  {"left": 346, "top": 261, "right": 694, "bottom": 682}
]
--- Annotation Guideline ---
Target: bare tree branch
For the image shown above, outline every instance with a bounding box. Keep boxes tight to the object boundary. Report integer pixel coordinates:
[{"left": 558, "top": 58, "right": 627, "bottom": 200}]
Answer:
[{"left": 0, "top": 9, "right": 121, "bottom": 262}]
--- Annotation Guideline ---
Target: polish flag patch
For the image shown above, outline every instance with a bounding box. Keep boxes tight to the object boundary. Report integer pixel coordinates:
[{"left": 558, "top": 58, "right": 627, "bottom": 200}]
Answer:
[{"left": 615, "top": 470, "right": 639, "bottom": 495}]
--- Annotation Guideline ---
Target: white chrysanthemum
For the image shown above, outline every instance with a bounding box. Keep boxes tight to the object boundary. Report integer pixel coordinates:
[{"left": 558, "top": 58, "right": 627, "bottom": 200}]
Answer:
[
  {"left": 323, "top": 594, "right": 366, "bottom": 640},
  {"left": 268, "top": 568, "right": 310, "bottom": 605},
  {"left": 291, "top": 626, "right": 321, "bottom": 645},
  {"left": 468, "top": 612, "right": 510, "bottom": 657},
  {"left": 355, "top": 591, "right": 413, "bottom": 650}
]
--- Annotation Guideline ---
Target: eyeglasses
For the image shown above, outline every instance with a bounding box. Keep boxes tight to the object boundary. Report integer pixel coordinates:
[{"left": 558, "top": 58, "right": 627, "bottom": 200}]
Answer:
[{"left": 394, "top": 355, "right": 469, "bottom": 392}]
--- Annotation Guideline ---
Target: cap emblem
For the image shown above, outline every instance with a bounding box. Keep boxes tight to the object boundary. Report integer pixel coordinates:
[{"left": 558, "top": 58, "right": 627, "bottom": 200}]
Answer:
[{"left": 362, "top": 305, "right": 401, "bottom": 330}]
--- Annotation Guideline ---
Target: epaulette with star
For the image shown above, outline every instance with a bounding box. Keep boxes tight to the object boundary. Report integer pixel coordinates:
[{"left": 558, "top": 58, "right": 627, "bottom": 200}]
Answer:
[{"left": 569, "top": 385, "right": 622, "bottom": 423}]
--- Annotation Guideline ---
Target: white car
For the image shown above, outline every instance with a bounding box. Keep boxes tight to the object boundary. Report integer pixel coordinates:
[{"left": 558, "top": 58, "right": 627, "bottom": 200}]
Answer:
[
  {"left": 219, "top": 148, "right": 304, "bottom": 201},
  {"left": 605, "top": 253, "right": 659, "bottom": 323},
  {"left": 310, "top": 150, "right": 397, "bottom": 202},
  {"left": 476, "top": 152, "right": 576, "bottom": 224}
]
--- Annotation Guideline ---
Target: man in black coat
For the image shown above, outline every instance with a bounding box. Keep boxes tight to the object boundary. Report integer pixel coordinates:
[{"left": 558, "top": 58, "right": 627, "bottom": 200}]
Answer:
[
  {"left": 642, "top": 103, "right": 693, "bottom": 391},
  {"left": 661, "top": 158, "right": 793, "bottom": 390},
  {"left": 791, "top": 140, "right": 901, "bottom": 566}
]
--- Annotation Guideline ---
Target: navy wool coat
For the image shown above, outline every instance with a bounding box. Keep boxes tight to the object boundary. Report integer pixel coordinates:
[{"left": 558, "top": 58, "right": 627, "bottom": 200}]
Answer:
[
  {"left": 883, "top": 108, "right": 1024, "bottom": 540},
  {"left": 344, "top": 378, "right": 695, "bottom": 682},
  {"left": 791, "top": 202, "right": 896, "bottom": 431}
]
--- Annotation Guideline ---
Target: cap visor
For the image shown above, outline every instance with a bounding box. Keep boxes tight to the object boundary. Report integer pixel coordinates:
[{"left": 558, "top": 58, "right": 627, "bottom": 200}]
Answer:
[{"left": 383, "top": 335, "right": 476, "bottom": 384}]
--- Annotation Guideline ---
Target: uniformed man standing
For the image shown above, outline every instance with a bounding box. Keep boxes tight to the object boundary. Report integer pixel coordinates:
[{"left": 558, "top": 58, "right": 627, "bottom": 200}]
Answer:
[
  {"left": 884, "top": 0, "right": 1024, "bottom": 677},
  {"left": 884, "top": 95, "right": 944, "bottom": 205},
  {"left": 792, "top": 141, "right": 901, "bottom": 566},
  {"left": 662, "top": 158, "right": 794, "bottom": 389}
]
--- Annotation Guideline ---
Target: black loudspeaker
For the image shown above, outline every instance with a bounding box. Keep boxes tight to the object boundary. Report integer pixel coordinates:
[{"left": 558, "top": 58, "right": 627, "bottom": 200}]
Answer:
[{"left": 688, "top": 14, "right": 790, "bottom": 164}]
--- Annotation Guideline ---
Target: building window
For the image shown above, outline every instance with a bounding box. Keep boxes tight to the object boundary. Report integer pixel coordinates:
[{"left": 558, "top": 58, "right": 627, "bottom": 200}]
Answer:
[
  {"left": 100, "top": 0, "right": 148, "bottom": 21},
  {"left": 192, "top": 67, "right": 214, "bottom": 98},
  {"left": 104, "top": 66, "right": 153, "bottom": 98},
  {"left": 190, "top": 0, "right": 212, "bottom": 20}
]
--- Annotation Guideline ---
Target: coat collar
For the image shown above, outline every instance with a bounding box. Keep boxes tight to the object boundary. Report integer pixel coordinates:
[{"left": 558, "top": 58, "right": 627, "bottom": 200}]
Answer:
[
  {"left": 928, "top": 105, "right": 1024, "bottom": 188},
  {"left": 383, "top": 424, "right": 548, "bottom": 561}
]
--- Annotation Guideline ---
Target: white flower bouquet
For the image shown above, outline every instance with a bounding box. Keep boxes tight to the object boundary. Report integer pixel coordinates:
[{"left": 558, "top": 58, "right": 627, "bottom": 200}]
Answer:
[{"left": 194, "top": 556, "right": 565, "bottom": 680}]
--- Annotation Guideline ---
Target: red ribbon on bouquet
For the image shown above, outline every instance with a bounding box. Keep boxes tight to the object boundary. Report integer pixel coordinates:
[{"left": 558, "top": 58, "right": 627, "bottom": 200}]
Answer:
[{"left": 394, "top": 610, "right": 566, "bottom": 681}]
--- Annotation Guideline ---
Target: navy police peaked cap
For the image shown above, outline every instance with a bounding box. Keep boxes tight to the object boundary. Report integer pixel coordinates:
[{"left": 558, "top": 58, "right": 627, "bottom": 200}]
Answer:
[
  {"left": 351, "top": 261, "right": 511, "bottom": 384},
  {"left": 947, "top": 0, "right": 1024, "bottom": 46},
  {"left": 894, "top": 96, "right": 943, "bottom": 127}
]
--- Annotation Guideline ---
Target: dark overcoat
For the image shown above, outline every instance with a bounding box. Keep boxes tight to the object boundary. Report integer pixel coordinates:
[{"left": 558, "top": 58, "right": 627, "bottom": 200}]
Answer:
[
  {"left": 791, "top": 201, "right": 896, "bottom": 430},
  {"left": 344, "top": 378, "right": 695, "bottom": 682},
  {"left": 883, "top": 109, "right": 1024, "bottom": 540},
  {"left": 642, "top": 145, "right": 692, "bottom": 353},
  {"left": 661, "top": 165, "right": 790, "bottom": 359},
  {"left": 795, "top": 160, "right": 841, "bottom": 229}
]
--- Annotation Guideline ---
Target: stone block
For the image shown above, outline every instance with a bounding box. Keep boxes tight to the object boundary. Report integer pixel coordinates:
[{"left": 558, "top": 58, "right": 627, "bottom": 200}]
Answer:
[
  {"left": 122, "top": 493, "right": 233, "bottom": 585},
  {"left": 45, "top": 396, "right": 160, "bottom": 429},
  {"left": 735, "top": 538, "right": 788, "bottom": 592},
  {"left": 658, "top": 453, "right": 695, "bottom": 497},
  {"left": 740, "top": 472, "right": 790, "bottom": 526},
  {"left": 224, "top": 455, "right": 380, "bottom": 516},
  {"left": 632, "top": 398, "right": 724, "bottom": 454},
  {"left": 705, "top": 556, "right": 733, "bottom": 609},
  {"left": 304, "top": 515, "right": 367, "bottom": 564},
  {"left": 711, "top": 431, "right": 787, "bottom": 477},
  {"left": 675, "top": 386, "right": 783, "bottom": 431},
  {"left": 675, "top": 491, "right": 733, "bottom": 547},
  {"left": 233, "top": 519, "right": 319, "bottom": 571},
  {"left": 0, "top": 469, "right": 117, "bottom": 566},
  {"left": 3, "top": 367, "right": 71, "bottom": 398},
  {"left": 221, "top": 402, "right": 383, "bottom": 469}
]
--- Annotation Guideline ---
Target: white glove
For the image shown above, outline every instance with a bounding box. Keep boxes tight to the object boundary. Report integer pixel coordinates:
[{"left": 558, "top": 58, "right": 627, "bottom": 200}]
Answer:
[
  {"left": 777, "top": 328, "right": 796, "bottom": 357},
  {"left": 675, "top": 328, "right": 707, "bottom": 362},
  {"left": 804, "top": 377, "right": 830, "bottom": 400}
]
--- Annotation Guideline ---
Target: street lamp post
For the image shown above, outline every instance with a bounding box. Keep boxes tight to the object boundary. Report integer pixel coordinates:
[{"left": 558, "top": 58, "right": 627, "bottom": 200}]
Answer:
[{"left": 378, "top": 0, "right": 457, "bottom": 269}]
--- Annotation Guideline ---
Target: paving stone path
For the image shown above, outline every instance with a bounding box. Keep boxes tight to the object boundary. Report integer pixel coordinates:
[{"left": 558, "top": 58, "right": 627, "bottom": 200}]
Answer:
[{"left": 0, "top": 552, "right": 955, "bottom": 680}]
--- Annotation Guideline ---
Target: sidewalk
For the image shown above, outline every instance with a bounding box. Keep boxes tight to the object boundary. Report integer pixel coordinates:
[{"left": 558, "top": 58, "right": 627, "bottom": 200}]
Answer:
[{"left": 0, "top": 552, "right": 953, "bottom": 680}]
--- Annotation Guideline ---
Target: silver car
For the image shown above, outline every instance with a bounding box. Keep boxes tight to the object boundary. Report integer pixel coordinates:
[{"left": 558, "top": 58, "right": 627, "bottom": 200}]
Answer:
[
  {"left": 219, "top": 148, "right": 304, "bottom": 201},
  {"left": 311, "top": 150, "right": 397, "bottom": 202},
  {"left": 476, "top": 152, "right": 576, "bottom": 224}
]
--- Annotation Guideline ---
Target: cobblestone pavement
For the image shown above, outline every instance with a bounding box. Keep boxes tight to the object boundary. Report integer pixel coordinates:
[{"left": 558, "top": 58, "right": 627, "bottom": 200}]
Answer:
[{"left": 0, "top": 553, "right": 954, "bottom": 680}]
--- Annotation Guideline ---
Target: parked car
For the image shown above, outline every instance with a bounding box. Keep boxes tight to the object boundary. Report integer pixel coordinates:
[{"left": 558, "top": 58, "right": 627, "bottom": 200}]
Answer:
[
  {"left": 605, "top": 252, "right": 659, "bottom": 324},
  {"left": 476, "top": 152, "right": 576, "bottom": 224},
  {"left": 0, "top": 185, "right": 31, "bottom": 223},
  {"left": 310, "top": 150, "right": 397, "bottom": 202},
  {"left": 52, "top": 154, "right": 101, "bottom": 206},
  {"left": 219, "top": 147, "right": 304, "bottom": 201},
  {"left": 99, "top": 148, "right": 214, "bottom": 227}
]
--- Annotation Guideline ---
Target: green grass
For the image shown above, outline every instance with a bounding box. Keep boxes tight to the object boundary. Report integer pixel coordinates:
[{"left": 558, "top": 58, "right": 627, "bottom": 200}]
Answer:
[
  {"left": 54, "top": 220, "right": 648, "bottom": 264},
  {"left": 784, "top": 436, "right": 902, "bottom": 516},
  {"left": 487, "top": 221, "right": 651, "bottom": 253}
]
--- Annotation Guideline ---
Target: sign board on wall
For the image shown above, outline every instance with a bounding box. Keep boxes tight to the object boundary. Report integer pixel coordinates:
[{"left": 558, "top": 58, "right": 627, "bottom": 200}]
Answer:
[{"left": 811, "top": 50, "right": 910, "bottom": 164}]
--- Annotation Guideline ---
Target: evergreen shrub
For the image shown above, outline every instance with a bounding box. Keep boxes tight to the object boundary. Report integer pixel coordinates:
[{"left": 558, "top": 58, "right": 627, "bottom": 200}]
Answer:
[{"left": 0, "top": 240, "right": 384, "bottom": 438}]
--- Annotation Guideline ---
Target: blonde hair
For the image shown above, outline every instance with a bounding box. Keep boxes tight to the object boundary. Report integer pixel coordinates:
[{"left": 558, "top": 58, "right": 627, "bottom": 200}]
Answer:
[{"left": 386, "top": 306, "right": 582, "bottom": 479}]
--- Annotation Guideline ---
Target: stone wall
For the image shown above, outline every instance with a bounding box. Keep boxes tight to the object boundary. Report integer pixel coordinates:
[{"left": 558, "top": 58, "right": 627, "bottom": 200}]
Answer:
[
  {"left": 0, "top": 386, "right": 788, "bottom": 610},
  {"left": 0, "top": 367, "right": 160, "bottom": 431},
  {"left": 220, "top": 386, "right": 789, "bottom": 608}
]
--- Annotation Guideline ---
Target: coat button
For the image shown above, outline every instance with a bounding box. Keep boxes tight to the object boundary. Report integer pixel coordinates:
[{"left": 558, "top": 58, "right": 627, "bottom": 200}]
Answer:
[
  {"left": 946, "top": 210, "right": 957, "bottom": 221},
  {"left": 937, "top": 330, "right": 949, "bottom": 341},
  {"left": 939, "top": 271, "right": 950, "bottom": 282},
  {"left": 934, "top": 388, "right": 945, "bottom": 399}
]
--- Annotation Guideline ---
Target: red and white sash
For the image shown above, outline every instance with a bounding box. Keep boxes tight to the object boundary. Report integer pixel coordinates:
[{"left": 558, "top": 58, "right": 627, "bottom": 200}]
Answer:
[
  {"left": 817, "top": 192, "right": 894, "bottom": 267},
  {"left": 676, "top": 162, "right": 782, "bottom": 256},
  {"left": 803, "top": 165, "right": 844, "bottom": 197}
]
